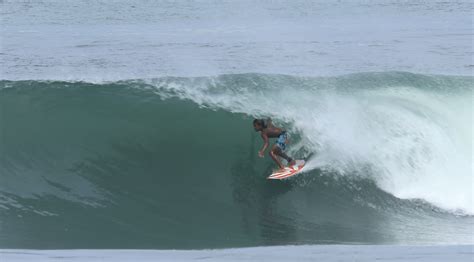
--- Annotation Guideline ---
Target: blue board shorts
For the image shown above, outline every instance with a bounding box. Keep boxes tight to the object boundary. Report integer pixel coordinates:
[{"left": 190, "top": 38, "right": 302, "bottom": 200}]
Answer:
[{"left": 276, "top": 131, "right": 288, "bottom": 151}]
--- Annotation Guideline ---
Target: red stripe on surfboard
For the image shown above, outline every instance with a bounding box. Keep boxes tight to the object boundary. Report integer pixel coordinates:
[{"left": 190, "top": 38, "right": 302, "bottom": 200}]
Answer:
[
  {"left": 268, "top": 168, "right": 293, "bottom": 177},
  {"left": 269, "top": 174, "right": 291, "bottom": 179},
  {"left": 269, "top": 173, "right": 296, "bottom": 180},
  {"left": 268, "top": 171, "right": 293, "bottom": 179},
  {"left": 271, "top": 170, "right": 299, "bottom": 179},
  {"left": 267, "top": 164, "right": 306, "bottom": 179},
  {"left": 269, "top": 169, "right": 298, "bottom": 179}
]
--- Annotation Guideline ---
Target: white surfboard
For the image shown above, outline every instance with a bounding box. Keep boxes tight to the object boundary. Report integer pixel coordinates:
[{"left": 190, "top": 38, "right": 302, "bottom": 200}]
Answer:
[{"left": 267, "top": 160, "right": 306, "bottom": 180}]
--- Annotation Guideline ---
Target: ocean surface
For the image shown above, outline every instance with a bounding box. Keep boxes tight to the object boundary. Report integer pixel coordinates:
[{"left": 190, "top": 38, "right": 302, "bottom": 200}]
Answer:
[
  {"left": 2, "top": 245, "right": 473, "bottom": 262},
  {"left": 1, "top": 0, "right": 473, "bottom": 250}
]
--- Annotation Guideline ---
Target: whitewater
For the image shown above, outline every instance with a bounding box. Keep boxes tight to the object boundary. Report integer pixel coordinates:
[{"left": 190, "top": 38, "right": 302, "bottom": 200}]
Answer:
[
  {"left": 147, "top": 72, "right": 473, "bottom": 214},
  {"left": 0, "top": 0, "right": 473, "bottom": 260}
]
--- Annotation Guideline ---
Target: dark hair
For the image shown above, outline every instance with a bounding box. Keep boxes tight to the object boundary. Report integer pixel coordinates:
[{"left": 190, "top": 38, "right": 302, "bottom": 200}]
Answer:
[{"left": 253, "top": 119, "right": 267, "bottom": 128}]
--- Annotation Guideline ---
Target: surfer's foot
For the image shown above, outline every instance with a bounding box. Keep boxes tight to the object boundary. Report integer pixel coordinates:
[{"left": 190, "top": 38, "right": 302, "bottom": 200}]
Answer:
[{"left": 288, "top": 159, "right": 296, "bottom": 167}]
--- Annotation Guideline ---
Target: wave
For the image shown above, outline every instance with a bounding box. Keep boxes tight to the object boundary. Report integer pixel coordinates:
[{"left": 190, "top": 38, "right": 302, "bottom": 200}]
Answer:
[
  {"left": 0, "top": 72, "right": 472, "bottom": 248},
  {"left": 146, "top": 71, "right": 473, "bottom": 214}
]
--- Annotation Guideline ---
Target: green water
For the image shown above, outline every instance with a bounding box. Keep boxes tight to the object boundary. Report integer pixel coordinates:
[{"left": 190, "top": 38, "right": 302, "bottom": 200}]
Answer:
[{"left": 0, "top": 73, "right": 473, "bottom": 248}]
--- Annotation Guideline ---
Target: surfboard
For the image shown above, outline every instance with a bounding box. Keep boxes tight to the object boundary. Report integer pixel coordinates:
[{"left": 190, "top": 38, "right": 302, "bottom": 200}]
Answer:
[{"left": 267, "top": 160, "right": 306, "bottom": 180}]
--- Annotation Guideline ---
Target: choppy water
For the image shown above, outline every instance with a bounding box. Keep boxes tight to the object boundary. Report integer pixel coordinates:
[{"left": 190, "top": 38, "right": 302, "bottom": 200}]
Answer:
[{"left": 1, "top": 0, "right": 473, "bottom": 80}]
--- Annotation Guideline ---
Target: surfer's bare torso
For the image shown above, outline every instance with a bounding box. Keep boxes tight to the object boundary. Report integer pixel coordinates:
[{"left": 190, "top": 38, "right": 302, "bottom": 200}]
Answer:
[
  {"left": 260, "top": 125, "right": 284, "bottom": 139},
  {"left": 253, "top": 118, "right": 295, "bottom": 169}
]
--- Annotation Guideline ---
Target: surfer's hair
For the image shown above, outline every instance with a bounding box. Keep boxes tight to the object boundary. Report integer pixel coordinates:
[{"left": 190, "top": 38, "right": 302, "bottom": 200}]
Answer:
[{"left": 253, "top": 119, "right": 267, "bottom": 128}]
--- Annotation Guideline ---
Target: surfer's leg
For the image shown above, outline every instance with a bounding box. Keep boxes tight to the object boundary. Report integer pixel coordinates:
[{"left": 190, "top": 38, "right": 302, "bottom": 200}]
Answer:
[
  {"left": 269, "top": 145, "right": 285, "bottom": 169},
  {"left": 274, "top": 145, "right": 296, "bottom": 167}
]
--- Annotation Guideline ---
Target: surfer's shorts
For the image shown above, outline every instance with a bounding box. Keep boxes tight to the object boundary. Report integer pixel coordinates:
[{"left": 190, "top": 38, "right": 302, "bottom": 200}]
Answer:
[{"left": 276, "top": 132, "right": 288, "bottom": 151}]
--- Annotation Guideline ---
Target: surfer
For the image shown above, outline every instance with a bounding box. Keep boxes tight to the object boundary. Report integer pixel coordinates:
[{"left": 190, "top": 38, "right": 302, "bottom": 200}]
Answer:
[{"left": 253, "top": 118, "right": 296, "bottom": 170}]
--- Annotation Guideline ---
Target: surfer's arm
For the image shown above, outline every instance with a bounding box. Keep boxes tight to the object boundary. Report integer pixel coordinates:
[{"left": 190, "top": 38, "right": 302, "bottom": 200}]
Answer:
[{"left": 258, "top": 132, "right": 269, "bottom": 158}]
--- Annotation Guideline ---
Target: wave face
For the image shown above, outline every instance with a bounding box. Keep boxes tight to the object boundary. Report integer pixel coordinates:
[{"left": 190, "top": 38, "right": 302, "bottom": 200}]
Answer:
[{"left": 0, "top": 72, "right": 473, "bottom": 248}]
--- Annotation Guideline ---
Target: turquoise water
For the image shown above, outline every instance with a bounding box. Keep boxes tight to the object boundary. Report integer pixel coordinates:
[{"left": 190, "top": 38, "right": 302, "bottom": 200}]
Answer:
[{"left": 1, "top": 73, "right": 472, "bottom": 248}]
